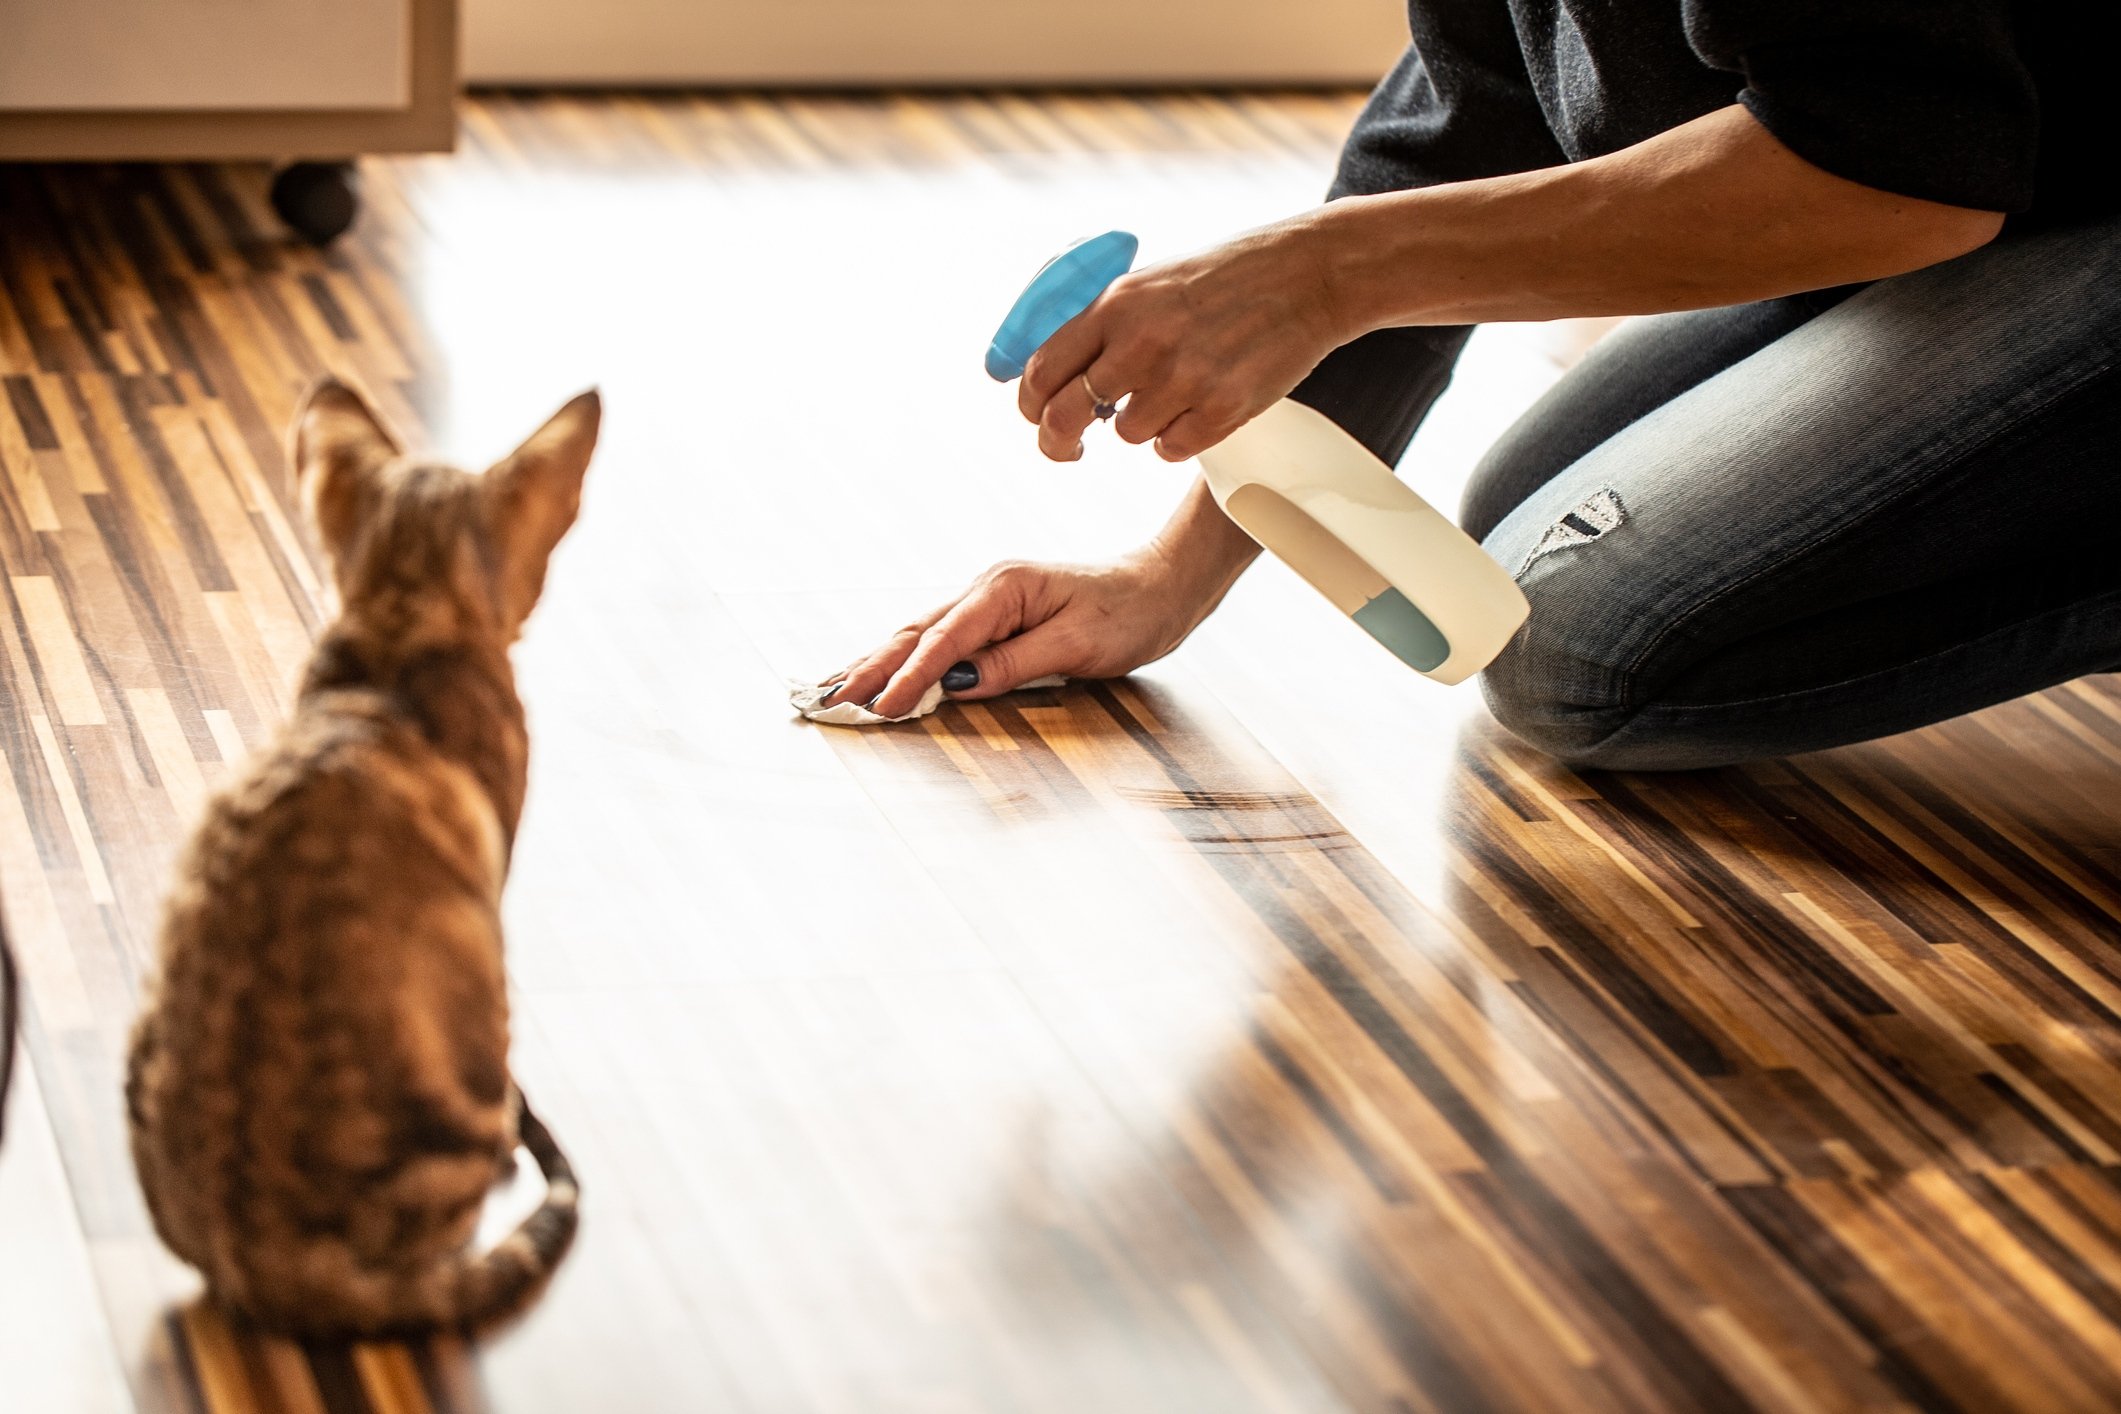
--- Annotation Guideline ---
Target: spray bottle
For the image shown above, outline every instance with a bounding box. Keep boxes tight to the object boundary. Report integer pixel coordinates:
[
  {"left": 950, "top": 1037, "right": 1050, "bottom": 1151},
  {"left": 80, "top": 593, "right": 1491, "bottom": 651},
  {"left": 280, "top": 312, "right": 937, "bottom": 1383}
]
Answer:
[{"left": 986, "top": 231, "right": 1528, "bottom": 685}]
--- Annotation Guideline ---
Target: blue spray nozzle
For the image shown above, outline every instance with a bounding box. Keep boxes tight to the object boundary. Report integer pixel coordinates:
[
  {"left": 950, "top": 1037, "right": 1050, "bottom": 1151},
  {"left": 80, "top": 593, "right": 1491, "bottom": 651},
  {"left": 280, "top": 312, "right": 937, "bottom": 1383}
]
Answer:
[{"left": 984, "top": 230, "right": 1139, "bottom": 381}]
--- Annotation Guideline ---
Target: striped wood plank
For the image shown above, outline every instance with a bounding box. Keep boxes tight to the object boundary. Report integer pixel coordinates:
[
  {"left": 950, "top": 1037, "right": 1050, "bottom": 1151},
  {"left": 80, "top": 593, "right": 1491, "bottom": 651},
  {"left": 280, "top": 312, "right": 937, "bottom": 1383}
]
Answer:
[{"left": 0, "top": 90, "right": 2117, "bottom": 1414}]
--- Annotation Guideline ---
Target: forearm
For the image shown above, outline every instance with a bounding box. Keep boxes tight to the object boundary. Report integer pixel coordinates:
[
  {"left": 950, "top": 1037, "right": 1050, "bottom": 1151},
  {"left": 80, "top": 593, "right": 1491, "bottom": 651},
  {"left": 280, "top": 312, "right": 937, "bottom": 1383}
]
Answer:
[
  {"left": 1307, "top": 105, "right": 2004, "bottom": 335},
  {"left": 1147, "top": 475, "right": 1261, "bottom": 610}
]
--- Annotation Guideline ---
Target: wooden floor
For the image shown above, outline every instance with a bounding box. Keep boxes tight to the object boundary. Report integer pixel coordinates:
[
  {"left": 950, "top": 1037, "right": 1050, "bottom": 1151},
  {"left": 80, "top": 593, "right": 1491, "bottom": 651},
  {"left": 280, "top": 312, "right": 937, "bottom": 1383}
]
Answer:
[{"left": 2, "top": 90, "right": 2120, "bottom": 1414}]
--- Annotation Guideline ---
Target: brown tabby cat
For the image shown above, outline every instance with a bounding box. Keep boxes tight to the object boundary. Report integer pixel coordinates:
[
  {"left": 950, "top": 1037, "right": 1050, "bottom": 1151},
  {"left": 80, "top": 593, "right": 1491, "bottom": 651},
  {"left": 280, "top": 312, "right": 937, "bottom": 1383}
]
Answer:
[{"left": 126, "top": 378, "right": 599, "bottom": 1335}]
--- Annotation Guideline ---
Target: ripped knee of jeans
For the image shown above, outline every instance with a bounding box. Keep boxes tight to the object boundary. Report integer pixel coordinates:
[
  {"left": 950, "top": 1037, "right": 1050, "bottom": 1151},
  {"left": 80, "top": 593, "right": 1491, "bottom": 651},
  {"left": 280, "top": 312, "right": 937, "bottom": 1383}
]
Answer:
[
  {"left": 1516, "top": 488, "right": 1627, "bottom": 577},
  {"left": 1483, "top": 486, "right": 1641, "bottom": 760}
]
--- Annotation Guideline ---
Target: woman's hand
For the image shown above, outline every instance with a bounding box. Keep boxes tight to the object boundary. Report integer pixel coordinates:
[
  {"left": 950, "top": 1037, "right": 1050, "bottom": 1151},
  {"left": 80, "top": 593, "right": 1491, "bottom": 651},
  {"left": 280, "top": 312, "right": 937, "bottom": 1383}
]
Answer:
[
  {"left": 822, "top": 480, "right": 1264, "bottom": 717},
  {"left": 1020, "top": 216, "right": 1351, "bottom": 465},
  {"left": 823, "top": 553, "right": 1198, "bottom": 719}
]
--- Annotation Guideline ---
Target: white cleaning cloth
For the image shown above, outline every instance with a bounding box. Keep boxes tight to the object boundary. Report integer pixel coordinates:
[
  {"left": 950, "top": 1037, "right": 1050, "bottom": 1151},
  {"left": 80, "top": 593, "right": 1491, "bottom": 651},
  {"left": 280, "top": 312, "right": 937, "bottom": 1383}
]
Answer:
[{"left": 789, "top": 675, "right": 1067, "bottom": 727}]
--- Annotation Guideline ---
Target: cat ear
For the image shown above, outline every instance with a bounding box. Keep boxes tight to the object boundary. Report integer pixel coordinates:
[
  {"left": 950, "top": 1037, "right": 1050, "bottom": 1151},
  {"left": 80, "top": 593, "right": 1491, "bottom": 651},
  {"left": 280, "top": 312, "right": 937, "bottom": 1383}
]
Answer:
[
  {"left": 292, "top": 376, "right": 400, "bottom": 559},
  {"left": 484, "top": 390, "right": 601, "bottom": 626}
]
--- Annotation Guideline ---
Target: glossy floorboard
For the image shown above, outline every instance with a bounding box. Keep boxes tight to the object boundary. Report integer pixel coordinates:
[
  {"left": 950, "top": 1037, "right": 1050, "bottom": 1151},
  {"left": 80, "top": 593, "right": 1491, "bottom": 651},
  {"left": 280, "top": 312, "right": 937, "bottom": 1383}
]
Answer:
[{"left": 1, "top": 91, "right": 2119, "bottom": 1414}]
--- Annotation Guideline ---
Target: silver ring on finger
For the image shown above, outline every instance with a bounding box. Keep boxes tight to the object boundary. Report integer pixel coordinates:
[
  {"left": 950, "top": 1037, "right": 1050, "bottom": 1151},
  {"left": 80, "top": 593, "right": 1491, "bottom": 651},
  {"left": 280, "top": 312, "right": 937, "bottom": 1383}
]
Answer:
[{"left": 1081, "top": 374, "right": 1118, "bottom": 422}]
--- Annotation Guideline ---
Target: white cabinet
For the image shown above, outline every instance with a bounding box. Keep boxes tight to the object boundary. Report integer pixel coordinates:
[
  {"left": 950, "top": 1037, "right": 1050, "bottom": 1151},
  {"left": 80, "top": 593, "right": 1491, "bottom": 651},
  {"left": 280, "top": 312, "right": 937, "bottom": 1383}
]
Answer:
[
  {"left": 0, "top": 0, "right": 452, "bottom": 162},
  {"left": 0, "top": 0, "right": 409, "bottom": 111}
]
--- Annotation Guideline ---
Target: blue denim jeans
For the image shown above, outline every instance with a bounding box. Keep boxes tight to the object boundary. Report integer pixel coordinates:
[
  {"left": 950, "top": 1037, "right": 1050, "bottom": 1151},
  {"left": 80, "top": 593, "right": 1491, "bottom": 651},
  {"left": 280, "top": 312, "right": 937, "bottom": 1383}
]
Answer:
[{"left": 1303, "top": 216, "right": 2121, "bottom": 770}]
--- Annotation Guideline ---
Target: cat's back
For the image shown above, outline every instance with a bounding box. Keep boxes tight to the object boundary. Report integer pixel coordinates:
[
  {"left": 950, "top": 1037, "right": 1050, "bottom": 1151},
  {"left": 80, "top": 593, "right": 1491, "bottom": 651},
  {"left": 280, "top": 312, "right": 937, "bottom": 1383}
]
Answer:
[
  {"left": 174, "top": 688, "right": 509, "bottom": 936},
  {"left": 139, "top": 687, "right": 511, "bottom": 1098}
]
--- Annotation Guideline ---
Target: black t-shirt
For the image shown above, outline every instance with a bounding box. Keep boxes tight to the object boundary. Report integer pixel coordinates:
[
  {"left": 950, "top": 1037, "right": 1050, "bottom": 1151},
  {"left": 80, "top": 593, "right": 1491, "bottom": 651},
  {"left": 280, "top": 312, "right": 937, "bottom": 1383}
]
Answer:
[
  {"left": 1287, "top": 2, "right": 2116, "bottom": 466},
  {"left": 1335, "top": 0, "right": 2116, "bottom": 223}
]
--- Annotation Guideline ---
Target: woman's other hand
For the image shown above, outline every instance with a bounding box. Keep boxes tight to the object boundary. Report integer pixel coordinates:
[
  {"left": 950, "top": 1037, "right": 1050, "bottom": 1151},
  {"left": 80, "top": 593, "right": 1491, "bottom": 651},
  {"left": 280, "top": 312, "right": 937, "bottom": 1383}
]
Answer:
[
  {"left": 822, "top": 480, "right": 1263, "bottom": 718},
  {"left": 823, "top": 552, "right": 1193, "bottom": 719}
]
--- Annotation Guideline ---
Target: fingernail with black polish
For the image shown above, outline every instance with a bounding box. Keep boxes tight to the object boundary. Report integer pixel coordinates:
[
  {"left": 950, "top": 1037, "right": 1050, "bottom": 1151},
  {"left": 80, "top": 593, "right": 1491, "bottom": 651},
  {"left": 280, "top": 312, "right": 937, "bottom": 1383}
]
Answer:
[
  {"left": 819, "top": 683, "right": 842, "bottom": 704},
  {"left": 864, "top": 695, "right": 884, "bottom": 713},
  {"left": 941, "top": 661, "right": 979, "bottom": 693}
]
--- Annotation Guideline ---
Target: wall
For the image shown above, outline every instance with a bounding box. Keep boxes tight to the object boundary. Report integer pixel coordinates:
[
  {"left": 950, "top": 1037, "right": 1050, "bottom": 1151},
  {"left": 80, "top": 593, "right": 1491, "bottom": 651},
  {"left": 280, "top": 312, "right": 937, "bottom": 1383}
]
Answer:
[{"left": 464, "top": 0, "right": 1406, "bottom": 86}]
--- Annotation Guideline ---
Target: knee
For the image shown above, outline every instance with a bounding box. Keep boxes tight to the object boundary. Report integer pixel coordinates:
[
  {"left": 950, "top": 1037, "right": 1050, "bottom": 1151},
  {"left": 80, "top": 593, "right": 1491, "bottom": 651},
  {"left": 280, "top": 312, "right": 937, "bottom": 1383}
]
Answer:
[
  {"left": 1479, "top": 590, "right": 1630, "bottom": 767},
  {"left": 1479, "top": 574, "right": 1753, "bottom": 772},
  {"left": 1478, "top": 563, "right": 1688, "bottom": 771}
]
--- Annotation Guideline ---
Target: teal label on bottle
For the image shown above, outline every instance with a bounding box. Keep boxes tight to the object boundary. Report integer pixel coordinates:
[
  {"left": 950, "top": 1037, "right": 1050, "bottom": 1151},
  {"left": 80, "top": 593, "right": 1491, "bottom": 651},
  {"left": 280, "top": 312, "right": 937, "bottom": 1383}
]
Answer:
[{"left": 1351, "top": 588, "right": 1451, "bottom": 673}]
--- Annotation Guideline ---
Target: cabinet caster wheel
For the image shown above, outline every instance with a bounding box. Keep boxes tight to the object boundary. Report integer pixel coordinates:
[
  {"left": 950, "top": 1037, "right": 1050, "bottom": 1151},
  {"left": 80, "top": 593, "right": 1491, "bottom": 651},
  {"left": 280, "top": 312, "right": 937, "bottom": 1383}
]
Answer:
[{"left": 270, "top": 161, "right": 360, "bottom": 246}]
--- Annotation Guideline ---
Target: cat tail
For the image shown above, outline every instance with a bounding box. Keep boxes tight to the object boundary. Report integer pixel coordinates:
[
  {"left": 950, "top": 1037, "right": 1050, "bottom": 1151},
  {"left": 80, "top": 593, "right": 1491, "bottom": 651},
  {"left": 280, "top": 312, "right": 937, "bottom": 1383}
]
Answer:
[
  {"left": 426, "top": 1089, "right": 580, "bottom": 1330},
  {"left": 238, "top": 1091, "right": 579, "bottom": 1335},
  {"left": 0, "top": 907, "right": 18, "bottom": 1149}
]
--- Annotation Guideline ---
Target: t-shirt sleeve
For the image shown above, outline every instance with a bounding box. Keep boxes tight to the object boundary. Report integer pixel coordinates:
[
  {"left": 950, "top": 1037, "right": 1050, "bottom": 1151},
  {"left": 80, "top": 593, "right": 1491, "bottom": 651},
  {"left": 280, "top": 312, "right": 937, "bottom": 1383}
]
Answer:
[
  {"left": 1684, "top": 0, "right": 2038, "bottom": 212},
  {"left": 1290, "top": 324, "right": 1476, "bottom": 470},
  {"left": 1331, "top": 14, "right": 1570, "bottom": 199},
  {"left": 1304, "top": 8, "right": 1568, "bottom": 467}
]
